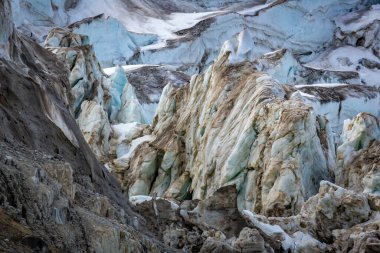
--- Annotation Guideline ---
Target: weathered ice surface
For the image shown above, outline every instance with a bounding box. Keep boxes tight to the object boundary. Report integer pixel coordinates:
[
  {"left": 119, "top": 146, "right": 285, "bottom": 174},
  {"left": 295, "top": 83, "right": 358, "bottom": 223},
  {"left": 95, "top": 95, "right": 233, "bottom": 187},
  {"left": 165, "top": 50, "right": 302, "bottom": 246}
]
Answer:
[
  {"left": 104, "top": 64, "right": 190, "bottom": 123},
  {"left": 45, "top": 27, "right": 104, "bottom": 113},
  {"left": 77, "top": 101, "right": 112, "bottom": 162},
  {"left": 117, "top": 44, "right": 380, "bottom": 222},
  {"left": 291, "top": 84, "right": 380, "bottom": 134},
  {"left": 10, "top": 0, "right": 375, "bottom": 76},
  {"left": 336, "top": 113, "right": 380, "bottom": 193},
  {"left": 44, "top": 28, "right": 189, "bottom": 162},
  {"left": 115, "top": 52, "right": 338, "bottom": 217},
  {"left": 68, "top": 14, "right": 159, "bottom": 67}
]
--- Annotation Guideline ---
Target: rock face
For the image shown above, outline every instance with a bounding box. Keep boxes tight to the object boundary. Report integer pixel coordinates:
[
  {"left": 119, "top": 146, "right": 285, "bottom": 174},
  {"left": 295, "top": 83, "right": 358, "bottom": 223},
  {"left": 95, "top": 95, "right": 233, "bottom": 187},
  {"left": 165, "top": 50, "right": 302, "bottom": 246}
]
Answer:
[
  {"left": 300, "top": 181, "right": 373, "bottom": 242},
  {"left": 0, "top": 0, "right": 13, "bottom": 58},
  {"left": 129, "top": 185, "right": 289, "bottom": 252},
  {"left": 0, "top": 2, "right": 170, "bottom": 252},
  {"left": 130, "top": 181, "right": 380, "bottom": 252}
]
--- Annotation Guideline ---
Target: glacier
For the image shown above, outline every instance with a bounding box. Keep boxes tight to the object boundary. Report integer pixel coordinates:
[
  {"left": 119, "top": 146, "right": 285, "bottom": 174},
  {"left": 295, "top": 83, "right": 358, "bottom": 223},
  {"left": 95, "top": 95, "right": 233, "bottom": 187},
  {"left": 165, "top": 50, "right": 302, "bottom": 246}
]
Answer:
[{"left": 2, "top": 0, "right": 380, "bottom": 252}]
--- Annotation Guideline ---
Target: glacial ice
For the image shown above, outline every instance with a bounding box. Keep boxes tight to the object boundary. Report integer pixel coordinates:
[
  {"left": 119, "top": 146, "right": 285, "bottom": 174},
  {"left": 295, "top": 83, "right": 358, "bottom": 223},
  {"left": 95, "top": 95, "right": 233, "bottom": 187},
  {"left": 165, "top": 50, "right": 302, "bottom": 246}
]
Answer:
[
  {"left": 108, "top": 66, "right": 128, "bottom": 122},
  {"left": 293, "top": 85, "right": 380, "bottom": 134},
  {"left": 5, "top": 0, "right": 380, "bottom": 251},
  {"left": 72, "top": 16, "right": 158, "bottom": 67},
  {"left": 305, "top": 46, "right": 380, "bottom": 86},
  {"left": 117, "top": 83, "right": 148, "bottom": 124},
  {"left": 335, "top": 4, "right": 380, "bottom": 33}
]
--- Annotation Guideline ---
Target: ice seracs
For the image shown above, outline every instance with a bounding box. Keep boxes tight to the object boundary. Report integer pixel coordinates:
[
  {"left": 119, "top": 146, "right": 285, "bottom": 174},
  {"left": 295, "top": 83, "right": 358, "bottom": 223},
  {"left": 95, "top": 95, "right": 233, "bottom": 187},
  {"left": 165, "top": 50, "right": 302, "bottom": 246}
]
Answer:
[
  {"left": 336, "top": 113, "right": 380, "bottom": 193},
  {"left": 10, "top": 0, "right": 378, "bottom": 78},
  {"left": 116, "top": 82, "right": 148, "bottom": 124},
  {"left": 69, "top": 15, "right": 159, "bottom": 67},
  {"left": 305, "top": 46, "right": 380, "bottom": 86},
  {"left": 77, "top": 100, "right": 112, "bottom": 161},
  {"left": 118, "top": 45, "right": 380, "bottom": 224},
  {"left": 291, "top": 84, "right": 380, "bottom": 134},
  {"left": 221, "top": 29, "right": 255, "bottom": 64},
  {"left": 115, "top": 53, "right": 336, "bottom": 217},
  {"left": 44, "top": 28, "right": 189, "bottom": 162},
  {"left": 45, "top": 28, "right": 104, "bottom": 112},
  {"left": 107, "top": 66, "right": 128, "bottom": 121},
  {"left": 335, "top": 4, "right": 380, "bottom": 51}
]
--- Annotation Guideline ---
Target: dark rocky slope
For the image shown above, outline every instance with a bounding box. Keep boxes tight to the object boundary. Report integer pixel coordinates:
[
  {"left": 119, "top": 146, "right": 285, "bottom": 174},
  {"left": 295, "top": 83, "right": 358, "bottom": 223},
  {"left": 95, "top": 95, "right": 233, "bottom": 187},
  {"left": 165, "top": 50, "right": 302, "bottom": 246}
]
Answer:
[{"left": 0, "top": 0, "right": 170, "bottom": 252}]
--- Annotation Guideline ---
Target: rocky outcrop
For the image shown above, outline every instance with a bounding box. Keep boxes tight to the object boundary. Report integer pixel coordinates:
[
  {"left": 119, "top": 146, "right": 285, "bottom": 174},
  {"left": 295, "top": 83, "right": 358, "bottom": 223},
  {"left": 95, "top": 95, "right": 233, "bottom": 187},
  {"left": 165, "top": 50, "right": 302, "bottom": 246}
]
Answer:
[
  {"left": 130, "top": 181, "right": 380, "bottom": 252},
  {"left": 0, "top": 2, "right": 170, "bottom": 251},
  {"left": 130, "top": 185, "right": 303, "bottom": 252},
  {"left": 240, "top": 181, "right": 380, "bottom": 252},
  {"left": 0, "top": 0, "right": 13, "bottom": 58},
  {"left": 300, "top": 181, "right": 373, "bottom": 242},
  {"left": 332, "top": 211, "right": 380, "bottom": 252}
]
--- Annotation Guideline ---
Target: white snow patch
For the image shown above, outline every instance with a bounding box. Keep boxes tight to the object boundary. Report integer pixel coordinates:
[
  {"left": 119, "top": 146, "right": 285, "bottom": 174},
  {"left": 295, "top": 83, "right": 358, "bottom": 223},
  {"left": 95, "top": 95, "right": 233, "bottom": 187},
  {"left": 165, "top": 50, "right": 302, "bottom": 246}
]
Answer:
[
  {"left": 112, "top": 122, "right": 144, "bottom": 142},
  {"left": 129, "top": 195, "right": 179, "bottom": 210},
  {"left": 241, "top": 210, "right": 294, "bottom": 250},
  {"left": 295, "top": 91, "right": 316, "bottom": 98},
  {"left": 237, "top": 3, "right": 271, "bottom": 15},
  {"left": 118, "top": 135, "right": 155, "bottom": 160},
  {"left": 305, "top": 46, "right": 380, "bottom": 86},
  {"left": 103, "top": 64, "right": 161, "bottom": 76},
  {"left": 68, "top": 0, "right": 222, "bottom": 40},
  {"left": 335, "top": 4, "right": 380, "bottom": 33},
  {"left": 295, "top": 83, "right": 350, "bottom": 88}
]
